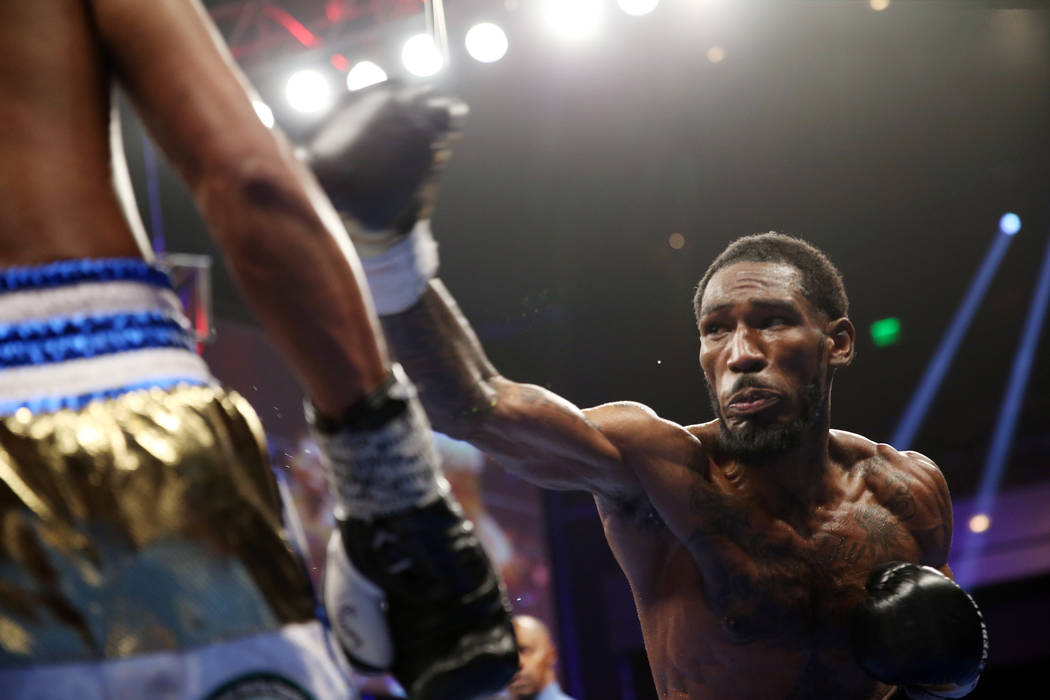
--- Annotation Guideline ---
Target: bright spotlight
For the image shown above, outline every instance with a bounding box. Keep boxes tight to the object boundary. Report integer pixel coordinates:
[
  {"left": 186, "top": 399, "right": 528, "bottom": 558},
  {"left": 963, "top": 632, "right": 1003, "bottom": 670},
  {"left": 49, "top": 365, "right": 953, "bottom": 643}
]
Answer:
[
  {"left": 285, "top": 69, "right": 332, "bottom": 114},
  {"left": 544, "top": 0, "right": 603, "bottom": 41},
  {"left": 252, "top": 100, "right": 274, "bottom": 129},
  {"left": 465, "top": 22, "right": 509, "bottom": 63},
  {"left": 402, "top": 33, "right": 444, "bottom": 77},
  {"left": 618, "top": 0, "right": 660, "bottom": 17},
  {"left": 999, "top": 212, "right": 1021, "bottom": 235},
  {"left": 346, "top": 61, "right": 388, "bottom": 91},
  {"left": 968, "top": 514, "right": 991, "bottom": 534}
]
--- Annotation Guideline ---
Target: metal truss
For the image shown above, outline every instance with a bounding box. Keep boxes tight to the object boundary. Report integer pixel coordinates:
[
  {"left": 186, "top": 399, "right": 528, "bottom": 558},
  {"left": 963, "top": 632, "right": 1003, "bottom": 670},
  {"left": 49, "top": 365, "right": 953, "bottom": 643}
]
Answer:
[{"left": 204, "top": 0, "right": 425, "bottom": 63}]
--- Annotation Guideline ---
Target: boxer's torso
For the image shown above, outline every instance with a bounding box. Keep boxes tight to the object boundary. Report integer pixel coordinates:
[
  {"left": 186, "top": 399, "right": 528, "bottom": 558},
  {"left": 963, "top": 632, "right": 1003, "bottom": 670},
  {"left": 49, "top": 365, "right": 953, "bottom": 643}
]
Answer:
[
  {"left": 0, "top": 0, "right": 143, "bottom": 265},
  {"left": 593, "top": 418, "right": 943, "bottom": 699}
]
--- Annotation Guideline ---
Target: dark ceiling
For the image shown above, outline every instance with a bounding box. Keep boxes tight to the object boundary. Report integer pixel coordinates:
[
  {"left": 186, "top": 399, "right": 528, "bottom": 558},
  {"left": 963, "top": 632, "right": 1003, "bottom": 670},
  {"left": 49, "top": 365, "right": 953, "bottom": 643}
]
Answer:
[{"left": 122, "top": 0, "right": 1050, "bottom": 500}]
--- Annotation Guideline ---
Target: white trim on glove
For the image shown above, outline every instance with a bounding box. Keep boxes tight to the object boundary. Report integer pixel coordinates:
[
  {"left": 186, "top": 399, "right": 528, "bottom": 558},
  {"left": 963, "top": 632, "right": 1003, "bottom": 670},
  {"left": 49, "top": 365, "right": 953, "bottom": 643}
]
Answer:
[{"left": 323, "top": 528, "right": 394, "bottom": 672}]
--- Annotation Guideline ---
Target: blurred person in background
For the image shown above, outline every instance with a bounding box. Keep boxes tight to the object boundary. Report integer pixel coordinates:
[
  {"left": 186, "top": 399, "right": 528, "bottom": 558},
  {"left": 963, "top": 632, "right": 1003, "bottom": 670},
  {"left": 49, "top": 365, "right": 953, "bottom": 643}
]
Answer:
[{"left": 507, "top": 616, "right": 574, "bottom": 700}]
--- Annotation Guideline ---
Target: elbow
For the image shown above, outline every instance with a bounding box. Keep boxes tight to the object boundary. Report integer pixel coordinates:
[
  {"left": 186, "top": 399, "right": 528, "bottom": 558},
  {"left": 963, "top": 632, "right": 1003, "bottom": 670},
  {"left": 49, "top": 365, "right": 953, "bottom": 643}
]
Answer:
[{"left": 195, "top": 150, "right": 322, "bottom": 252}]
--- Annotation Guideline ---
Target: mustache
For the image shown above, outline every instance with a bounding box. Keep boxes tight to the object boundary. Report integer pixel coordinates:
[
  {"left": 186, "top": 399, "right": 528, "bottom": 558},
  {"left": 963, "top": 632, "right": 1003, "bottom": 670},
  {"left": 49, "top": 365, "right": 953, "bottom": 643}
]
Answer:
[{"left": 725, "top": 376, "right": 777, "bottom": 399}]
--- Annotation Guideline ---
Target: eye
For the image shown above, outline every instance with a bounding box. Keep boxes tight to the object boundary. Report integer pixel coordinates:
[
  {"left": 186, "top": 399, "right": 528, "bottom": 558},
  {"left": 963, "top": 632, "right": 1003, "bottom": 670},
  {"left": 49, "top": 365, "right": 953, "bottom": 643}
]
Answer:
[
  {"left": 761, "top": 315, "right": 790, "bottom": 329},
  {"left": 703, "top": 322, "right": 727, "bottom": 337}
]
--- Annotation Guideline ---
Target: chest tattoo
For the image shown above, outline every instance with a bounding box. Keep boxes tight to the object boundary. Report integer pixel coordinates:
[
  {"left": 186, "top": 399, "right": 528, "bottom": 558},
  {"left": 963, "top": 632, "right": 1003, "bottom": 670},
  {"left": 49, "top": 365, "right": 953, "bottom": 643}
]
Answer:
[{"left": 683, "top": 481, "right": 917, "bottom": 646}]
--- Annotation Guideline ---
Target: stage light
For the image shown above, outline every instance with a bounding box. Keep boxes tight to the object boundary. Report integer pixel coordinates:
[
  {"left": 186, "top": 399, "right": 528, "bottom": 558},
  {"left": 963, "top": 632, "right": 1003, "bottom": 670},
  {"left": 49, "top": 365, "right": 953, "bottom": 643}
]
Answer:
[
  {"left": 870, "top": 317, "right": 901, "bottom": 347},
  {"left": 968, "top": 514, "right": 990, "bottom": 534},
  {"left": 668, "top": 233, "right": 685, "bottom": 250},
  {"left": 402, "top": 33, "right": 444, "bottom": 77},
  {"left": 465, "top": 22, "right": 509, "bottom": 63},
  {"left": 618, "top": 0, "right": 659, "bottom": 17},
  {"left": 707, "top": 46, "right": 726, "bottom": 63},
  {"left": 891, "top": 228, "right": 1017, "bottom": 450},
  {"left": 870, "top": 0, "right": 890, "bottom": 11},
  {"left": 285, "top": 69, "right": 332, "bottom": 114},
  {"left": 346, "top": 61, "right": 388, "bottom": 91},
  {"left": 543, "top": 0, "right": 603, "bottom": 41},
  {"left": 999, "top": 212, "right": 1021, "bottom": 235},
  {"left": 956, "top": 233, "right": 1050, "bottom": 588},
  {"left": 252, "top": 100, "right": 275, "bottom": 128}
]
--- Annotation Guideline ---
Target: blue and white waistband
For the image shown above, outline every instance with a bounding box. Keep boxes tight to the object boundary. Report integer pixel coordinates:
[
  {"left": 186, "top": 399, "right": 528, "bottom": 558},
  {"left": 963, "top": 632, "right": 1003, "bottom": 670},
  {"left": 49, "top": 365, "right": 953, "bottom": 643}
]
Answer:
[{"left": 0, "top": 258, "right": 214, "bottom": 415}]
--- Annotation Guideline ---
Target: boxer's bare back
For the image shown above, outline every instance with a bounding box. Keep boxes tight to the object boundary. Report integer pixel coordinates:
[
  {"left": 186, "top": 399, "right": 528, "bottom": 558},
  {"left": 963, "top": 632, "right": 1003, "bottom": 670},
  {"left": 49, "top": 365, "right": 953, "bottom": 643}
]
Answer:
[
  {"left": 0, "top": 0, "right": 388, "bottom": 415},
  {"left": 0, "top": 0, "right": 142, "bottom": 264}
]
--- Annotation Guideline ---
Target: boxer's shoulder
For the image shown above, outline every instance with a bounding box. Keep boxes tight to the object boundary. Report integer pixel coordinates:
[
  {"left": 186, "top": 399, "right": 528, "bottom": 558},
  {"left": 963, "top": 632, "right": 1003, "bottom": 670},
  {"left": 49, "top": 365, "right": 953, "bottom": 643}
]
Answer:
[
  {"left": 832, "top": 429, "right": 952, "bottom": 565},
  {"left": 584, "top": 403, "right": 710, "bottom": 481},
  {"left": 833, "top": 431, "right": 945, "bottom": 489}
]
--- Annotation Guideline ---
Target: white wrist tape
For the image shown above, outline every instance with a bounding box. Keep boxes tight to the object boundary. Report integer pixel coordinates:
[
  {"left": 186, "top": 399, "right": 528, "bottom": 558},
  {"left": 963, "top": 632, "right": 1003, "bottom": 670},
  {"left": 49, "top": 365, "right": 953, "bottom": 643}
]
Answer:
[
  {"left": 308, "top": 366, "right": 449, "bottom": 520},
  {"left": 359, "top": 220, "right": 439, "bottom": 315}
]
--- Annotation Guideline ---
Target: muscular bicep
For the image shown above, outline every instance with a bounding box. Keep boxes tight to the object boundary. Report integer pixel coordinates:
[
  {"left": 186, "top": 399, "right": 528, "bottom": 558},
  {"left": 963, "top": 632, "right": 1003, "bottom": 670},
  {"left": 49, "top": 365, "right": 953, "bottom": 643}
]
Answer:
[
  {"left": 902, "top": 451, "right": 954, "bottom": 568},
  {"left": 465, "top": 378, "right": 653, "bottom": 500},
  {"left": 90, "top": 0, "right": 281, "bottom": 186}
]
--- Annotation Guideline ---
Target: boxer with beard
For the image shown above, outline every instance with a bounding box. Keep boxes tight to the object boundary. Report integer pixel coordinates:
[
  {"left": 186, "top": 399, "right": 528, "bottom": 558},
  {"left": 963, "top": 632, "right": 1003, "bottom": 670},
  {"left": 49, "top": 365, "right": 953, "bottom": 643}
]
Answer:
[{"left": 305, "top": 87, "right": 989, "bottom": 700}]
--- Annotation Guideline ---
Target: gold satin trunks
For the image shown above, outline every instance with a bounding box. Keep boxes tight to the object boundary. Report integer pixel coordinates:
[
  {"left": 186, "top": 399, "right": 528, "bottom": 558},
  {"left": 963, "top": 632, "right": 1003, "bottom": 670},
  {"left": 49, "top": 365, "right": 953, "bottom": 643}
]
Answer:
[{"left": 0, "top": 259, "right": 316, "bottom": 667}]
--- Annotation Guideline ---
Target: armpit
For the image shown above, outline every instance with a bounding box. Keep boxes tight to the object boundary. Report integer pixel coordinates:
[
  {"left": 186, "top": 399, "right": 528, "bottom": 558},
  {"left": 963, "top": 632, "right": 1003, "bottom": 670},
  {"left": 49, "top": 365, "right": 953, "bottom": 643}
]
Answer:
[{"left": 602, "top": 494, "right": 669, "bottom": 536}]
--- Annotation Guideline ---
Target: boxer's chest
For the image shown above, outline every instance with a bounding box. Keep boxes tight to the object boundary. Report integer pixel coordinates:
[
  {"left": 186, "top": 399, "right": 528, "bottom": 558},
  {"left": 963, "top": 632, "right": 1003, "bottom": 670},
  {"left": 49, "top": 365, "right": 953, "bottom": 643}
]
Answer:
[{"left": 668, "top": 482, "right": 923, "bottom": 645}]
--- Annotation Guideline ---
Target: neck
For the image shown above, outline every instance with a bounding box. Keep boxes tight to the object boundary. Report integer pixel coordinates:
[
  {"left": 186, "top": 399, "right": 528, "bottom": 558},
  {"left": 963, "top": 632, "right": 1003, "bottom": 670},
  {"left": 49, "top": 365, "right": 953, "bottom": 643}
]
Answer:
[{"left": 725, "top": 407, "right": 837, "bottom": 517}]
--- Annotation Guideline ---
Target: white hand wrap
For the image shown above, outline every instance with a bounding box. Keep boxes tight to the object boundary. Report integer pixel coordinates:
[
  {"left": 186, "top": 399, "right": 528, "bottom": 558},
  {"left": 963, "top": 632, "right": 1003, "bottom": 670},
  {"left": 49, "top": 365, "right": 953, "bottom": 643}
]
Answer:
[
  {"left": 307, "top": 365, "right": 449, "bottom": 520},
  {"left": 323, "top": 528, "right": 394, "bottom": 672},
  {"left": 357, "top": 219, "right": 438, "bottom": 315}
]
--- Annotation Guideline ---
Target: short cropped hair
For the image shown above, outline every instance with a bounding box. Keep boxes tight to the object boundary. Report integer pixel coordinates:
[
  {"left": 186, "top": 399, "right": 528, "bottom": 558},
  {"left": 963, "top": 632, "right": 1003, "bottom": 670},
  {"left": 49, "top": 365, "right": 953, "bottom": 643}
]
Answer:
[{"left": 693, "top": 232, "right": 848, "bottom": 324}]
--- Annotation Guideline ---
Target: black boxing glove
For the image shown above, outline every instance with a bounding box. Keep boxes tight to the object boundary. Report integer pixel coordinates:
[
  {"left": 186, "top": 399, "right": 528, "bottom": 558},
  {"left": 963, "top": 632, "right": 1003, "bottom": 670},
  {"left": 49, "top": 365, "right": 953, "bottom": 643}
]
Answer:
[
  {"left": 852, "top": 562, "right": 989, "bottom": 699},
  {"left": 309, "top": 368, "right": 517, "bottom": 700},
  {"left": 301, "top": 81, "right": 467, "bottom": 251}
]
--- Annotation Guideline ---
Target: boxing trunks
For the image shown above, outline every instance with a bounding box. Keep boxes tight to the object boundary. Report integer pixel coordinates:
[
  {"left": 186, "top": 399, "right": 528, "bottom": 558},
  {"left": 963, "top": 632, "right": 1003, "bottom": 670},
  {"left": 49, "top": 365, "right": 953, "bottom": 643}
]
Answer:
[{"left": 0, "top": 259, "right": 353, "bottom": 699}]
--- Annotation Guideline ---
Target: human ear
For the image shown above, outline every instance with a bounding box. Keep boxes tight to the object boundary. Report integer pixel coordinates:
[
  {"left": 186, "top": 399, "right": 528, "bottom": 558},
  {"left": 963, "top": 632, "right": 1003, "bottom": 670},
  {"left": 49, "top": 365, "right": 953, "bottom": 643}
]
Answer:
[{"left": 826, "top": 317, "right": 855, "bottom": 368}]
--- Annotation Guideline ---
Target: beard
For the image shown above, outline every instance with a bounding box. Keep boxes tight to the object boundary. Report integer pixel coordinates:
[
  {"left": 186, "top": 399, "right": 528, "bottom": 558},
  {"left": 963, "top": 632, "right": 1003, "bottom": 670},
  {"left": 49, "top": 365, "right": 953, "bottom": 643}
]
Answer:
[
  {"left": 710, "top": 379, "right": 826, "bottom": 463},
  {"left": 706, "top": 355, "right": 829, "bottom": 464}
]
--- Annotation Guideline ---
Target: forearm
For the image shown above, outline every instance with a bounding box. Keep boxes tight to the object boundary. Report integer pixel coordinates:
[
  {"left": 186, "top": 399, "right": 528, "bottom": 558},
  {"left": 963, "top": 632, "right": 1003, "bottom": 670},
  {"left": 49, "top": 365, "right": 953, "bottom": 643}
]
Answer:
[
  {"left": 379, "top": 279, "right": 498, "bottom": 437},
  {"left": 197, "top": 153, "right": 389, "bottom": 416}
]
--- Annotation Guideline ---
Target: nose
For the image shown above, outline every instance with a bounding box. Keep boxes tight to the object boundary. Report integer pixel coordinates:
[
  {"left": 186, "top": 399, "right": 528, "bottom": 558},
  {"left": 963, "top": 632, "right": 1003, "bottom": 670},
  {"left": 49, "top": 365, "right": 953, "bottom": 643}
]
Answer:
[{"left": 727, "top": 327, "right": 766, "bottom": 374}]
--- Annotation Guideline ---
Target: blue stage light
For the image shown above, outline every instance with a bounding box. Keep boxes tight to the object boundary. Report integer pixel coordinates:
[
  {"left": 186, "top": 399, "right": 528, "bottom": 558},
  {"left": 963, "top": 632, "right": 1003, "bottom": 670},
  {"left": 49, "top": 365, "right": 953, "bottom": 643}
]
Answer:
[
  {"left": 956, "top": 233, "right": 1050, "bottom": 588},
  {"left": 891, "top": 230, "right": 1017, "bottom": 450},
  {"left": 999, "top": 212, "right": 1021, "bottom": 235}
]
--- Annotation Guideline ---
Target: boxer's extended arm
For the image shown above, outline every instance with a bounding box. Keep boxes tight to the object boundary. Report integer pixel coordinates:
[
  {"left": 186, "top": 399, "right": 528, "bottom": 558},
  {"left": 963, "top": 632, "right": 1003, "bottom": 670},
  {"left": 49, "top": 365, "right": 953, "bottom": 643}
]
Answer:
[
  {"left": 297, "top": 84, "right": 668, "bottom": 499},
  {"left": 90, "top": 0, "right": 386, "bottom": 416},
  {"left": 380, "top": 279, "right": 650, "bottom": 499}
]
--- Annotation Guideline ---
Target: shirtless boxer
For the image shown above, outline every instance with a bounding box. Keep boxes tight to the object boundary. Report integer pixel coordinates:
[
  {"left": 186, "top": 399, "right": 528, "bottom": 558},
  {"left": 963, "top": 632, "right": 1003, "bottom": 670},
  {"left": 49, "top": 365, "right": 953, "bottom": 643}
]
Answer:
[
  {"left": 306, "top": 89, "right": 989, "bottom": 699},
  {"left": 0, "top": 2, "right": 514, "bottom": 698}
]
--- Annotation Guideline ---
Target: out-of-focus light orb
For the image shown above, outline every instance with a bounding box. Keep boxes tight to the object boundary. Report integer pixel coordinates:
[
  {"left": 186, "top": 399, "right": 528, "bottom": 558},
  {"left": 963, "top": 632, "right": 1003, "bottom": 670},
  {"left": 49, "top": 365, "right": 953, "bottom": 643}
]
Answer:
[
  {"left": 707, "top": 46, "right": 726, "bottom": 63},
  {"left": 402, "top": 34, "right": 444, "bottom": 77},
  {"left": 285, "top": 70, "right": 332, "bottom": 114},
  {"left": 968, "top": 513, "right": 991, "bottom": 534},
  {"left": 999, "top": 212, "right": 1022, "bottom": 235},
  {"left": 618, "top": 0, "right": 659, "bottom": 17},
  {"left": 870, "top": 0, "right": 890, "bottom": 10},
  {"left": 465, "top": 22, "right": 509, "bottom": 63},
  {"left": 668, "top": 233, "right": 685, "bottom": 250},
  {"left": 346, "top": 61, "right": 388, "bottom": 91},
  {"left": 544, "top": 0, "right": 603, "bottom": 41},
  {"left": 252, "top": 100, "right": 274, "bottom": 129}
]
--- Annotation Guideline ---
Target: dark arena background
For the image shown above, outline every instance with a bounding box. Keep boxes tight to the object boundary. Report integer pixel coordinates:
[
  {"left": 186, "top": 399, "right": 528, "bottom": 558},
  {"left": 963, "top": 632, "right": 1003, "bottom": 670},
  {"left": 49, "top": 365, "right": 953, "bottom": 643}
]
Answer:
[{"left": 115, "top": 1, "right": 1049, "bottom": 697}]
